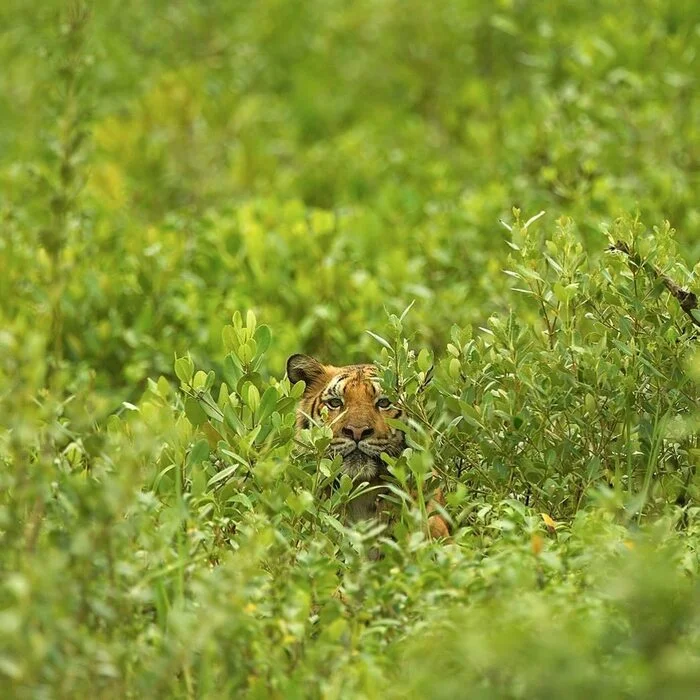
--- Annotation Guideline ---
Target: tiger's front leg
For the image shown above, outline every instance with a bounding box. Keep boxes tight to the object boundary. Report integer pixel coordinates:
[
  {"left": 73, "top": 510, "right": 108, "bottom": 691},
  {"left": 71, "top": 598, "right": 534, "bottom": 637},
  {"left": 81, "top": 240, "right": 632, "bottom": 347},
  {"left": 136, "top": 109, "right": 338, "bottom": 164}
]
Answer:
[{"left": 426, "top": 489, "right": 450, "bottom": 540}]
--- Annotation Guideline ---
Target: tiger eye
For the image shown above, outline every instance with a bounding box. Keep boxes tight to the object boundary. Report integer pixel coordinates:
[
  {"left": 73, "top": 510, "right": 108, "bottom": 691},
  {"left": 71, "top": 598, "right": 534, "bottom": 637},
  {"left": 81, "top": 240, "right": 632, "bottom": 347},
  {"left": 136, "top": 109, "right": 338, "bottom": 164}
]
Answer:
[
  {"left": 376, "top": 397, "right": 392, "bottom": 409},
  {"left": 325, "top": 397, "right": 343, "bottom": 409}
]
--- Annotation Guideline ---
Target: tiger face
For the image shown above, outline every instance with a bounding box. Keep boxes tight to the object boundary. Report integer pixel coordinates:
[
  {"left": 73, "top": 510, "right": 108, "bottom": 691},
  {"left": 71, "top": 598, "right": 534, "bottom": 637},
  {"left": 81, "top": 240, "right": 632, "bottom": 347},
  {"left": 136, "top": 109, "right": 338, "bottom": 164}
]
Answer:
[{"left": 286, "top": 354, "right": 405, "bottom": 483}]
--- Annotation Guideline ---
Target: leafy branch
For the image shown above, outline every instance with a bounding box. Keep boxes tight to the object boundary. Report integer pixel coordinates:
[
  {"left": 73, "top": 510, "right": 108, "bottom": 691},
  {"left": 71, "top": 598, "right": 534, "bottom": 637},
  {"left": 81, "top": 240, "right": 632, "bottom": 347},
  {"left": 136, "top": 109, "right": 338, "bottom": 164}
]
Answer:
[{"left": 608, "top": 240, "right": 700, "bottom": 329}]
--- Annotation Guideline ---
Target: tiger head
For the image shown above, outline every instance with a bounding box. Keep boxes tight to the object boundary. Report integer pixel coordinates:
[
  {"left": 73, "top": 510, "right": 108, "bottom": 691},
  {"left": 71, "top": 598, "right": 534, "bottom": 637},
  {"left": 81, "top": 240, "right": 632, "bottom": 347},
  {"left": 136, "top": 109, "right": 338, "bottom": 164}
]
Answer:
[{"left": 286, "top": 354, "right": 405, "bottom": 482}]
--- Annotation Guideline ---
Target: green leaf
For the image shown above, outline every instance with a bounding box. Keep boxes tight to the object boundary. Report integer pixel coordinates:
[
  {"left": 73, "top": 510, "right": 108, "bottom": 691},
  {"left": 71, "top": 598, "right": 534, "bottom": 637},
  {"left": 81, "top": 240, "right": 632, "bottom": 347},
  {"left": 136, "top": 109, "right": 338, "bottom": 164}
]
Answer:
[
  {"left": 184, "top": 397, "right": 208, "bottom": 426},
  {"left": 290, "top": 380, "right": 306, "bottom": 399},
  {"left": 399, "top": 300, "right": 416, "bottom": 321},
  {"left": 207, "top": 464, "right": 238, "bottom": 488},
  {"left": 217, "top": 383, "right": 229, "bottom": 409},
  {"left": 191, "top": 466, "right": 207, "bottom": 496},
  {"left": 417, "top": 348, "right": 432, "bottom": 372},
  {"left": 174, "top": 356, "right": 194, "bottom": 385},
  {"left": 239, "top": 339, "right": 256, "bottom": 364},
  {"left": 224, "top": 403, "right": 246, "bottom": 435},
  {"left": 254, "top": 324, "right": 272, "bottom": 356},
  {"left": 228, "top": 492, "right": 253, "bottom": 511},
  {"left": 187, "top": 438, "right": 209, "bottom": 466},
  {"left": 223, "top": 353, "right": 243, "bottom": 387},
  {"left": 157, "top": 376, "right": 171, "bottom": 397},
  {"left": 258, "top": 385, "right": 279, "bottom": 422},
  {"left": 246, "top": 384, "right": 260, "bottom": 413},
  {"left": 366, "top": 330, "right": 392, "bottom": 351},
  {"left": 276, "top": 396, "right": 298, "bottom": 414},
  {"left": 198, "top": 394, "right": 223, "bottom": 421},
  {"left": 152, "top": 464, "right": 176, "bottom": 493},
  {"left": 222, "top": 325, "right": 237, "bottom": 352},
  {"left": 246, "top": 309, "right": 257, "bottom": 334}
]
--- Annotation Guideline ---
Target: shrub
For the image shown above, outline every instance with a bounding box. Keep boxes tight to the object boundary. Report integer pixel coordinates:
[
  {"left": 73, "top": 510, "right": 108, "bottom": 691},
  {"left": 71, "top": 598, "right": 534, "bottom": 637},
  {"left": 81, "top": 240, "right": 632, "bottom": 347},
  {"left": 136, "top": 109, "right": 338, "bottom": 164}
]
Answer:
[{"left": 1, "top": 1, "right": 699, "bottom": 696}]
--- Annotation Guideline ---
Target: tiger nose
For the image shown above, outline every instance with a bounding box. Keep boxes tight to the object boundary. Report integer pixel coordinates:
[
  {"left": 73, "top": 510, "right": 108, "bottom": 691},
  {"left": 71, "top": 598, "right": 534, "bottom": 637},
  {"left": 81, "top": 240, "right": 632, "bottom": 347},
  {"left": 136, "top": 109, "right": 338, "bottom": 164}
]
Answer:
[{"left": 342, "top": 425, "right": 374, "bottom": 442}]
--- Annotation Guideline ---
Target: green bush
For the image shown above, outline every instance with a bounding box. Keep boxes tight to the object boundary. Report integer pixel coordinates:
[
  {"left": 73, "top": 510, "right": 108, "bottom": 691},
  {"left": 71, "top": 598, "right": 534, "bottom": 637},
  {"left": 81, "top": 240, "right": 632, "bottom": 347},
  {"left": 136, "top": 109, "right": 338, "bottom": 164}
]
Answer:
[{"left": 1, "top": 1, "right": 699, "bottom": 697}]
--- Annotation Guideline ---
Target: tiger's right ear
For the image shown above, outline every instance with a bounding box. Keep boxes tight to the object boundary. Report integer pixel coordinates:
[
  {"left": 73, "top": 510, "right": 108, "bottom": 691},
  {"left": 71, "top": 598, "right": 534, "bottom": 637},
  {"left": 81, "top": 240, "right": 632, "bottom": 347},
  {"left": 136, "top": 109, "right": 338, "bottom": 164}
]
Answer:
[{"left": 286, "top": 354, "right": 328, "bottom": 393}]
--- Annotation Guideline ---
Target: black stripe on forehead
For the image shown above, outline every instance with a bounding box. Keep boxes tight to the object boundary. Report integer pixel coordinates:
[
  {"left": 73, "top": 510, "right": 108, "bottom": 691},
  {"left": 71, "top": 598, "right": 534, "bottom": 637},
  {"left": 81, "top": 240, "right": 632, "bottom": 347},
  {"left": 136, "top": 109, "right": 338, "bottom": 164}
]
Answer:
[
  {"left": 321, "top": 370, "right": 382, "bottom": 399},
  {"left": 322, "top": 373, "right": 347, "bottom": 398}
]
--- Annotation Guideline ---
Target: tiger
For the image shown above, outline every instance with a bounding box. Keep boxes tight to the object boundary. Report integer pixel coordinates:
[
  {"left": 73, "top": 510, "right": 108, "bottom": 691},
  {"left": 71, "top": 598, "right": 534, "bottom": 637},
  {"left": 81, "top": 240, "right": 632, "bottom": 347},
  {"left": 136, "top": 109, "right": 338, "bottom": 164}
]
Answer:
[{"left": 286, "top": 353, "right": 449, "bottom": 539}]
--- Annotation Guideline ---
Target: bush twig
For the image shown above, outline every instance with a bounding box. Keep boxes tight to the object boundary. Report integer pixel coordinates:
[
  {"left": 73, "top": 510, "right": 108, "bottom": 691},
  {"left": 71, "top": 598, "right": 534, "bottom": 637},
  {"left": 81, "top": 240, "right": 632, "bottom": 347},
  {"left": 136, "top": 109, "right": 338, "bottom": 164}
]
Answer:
[{"left": 608, "top": 240, "right": 700, "bottom": 329}]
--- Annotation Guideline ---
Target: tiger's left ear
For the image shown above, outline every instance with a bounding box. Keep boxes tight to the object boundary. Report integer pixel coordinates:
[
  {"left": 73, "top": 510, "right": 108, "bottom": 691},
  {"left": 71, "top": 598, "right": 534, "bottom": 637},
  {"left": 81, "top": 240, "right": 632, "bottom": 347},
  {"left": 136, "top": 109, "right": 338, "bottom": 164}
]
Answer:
[{"left": 286, "top": 354, "right": 329, "bottom": 394}]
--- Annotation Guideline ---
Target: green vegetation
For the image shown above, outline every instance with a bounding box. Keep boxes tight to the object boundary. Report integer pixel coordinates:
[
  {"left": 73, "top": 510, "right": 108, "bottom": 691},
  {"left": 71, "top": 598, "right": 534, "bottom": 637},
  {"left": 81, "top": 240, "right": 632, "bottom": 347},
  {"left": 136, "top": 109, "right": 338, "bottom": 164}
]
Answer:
[{"left": 2, "top": 1, "right": 699, "bottom": 697}]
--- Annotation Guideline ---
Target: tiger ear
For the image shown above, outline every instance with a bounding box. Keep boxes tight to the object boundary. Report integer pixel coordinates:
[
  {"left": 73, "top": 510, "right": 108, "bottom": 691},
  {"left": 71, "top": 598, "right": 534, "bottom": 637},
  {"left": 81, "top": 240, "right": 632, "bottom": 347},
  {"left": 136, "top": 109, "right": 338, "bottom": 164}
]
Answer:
[{"left": 286, "top": 354, "right": 328, "bottom": 393}]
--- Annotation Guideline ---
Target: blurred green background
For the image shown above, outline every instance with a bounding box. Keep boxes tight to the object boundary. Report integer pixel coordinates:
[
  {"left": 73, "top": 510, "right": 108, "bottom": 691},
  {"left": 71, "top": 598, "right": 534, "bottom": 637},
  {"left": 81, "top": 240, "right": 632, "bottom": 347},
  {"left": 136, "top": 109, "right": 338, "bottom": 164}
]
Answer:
[
  {"left": 2, "top": 0, "right": 698, "bottom": 398},
  {"left": 1, "top": 1, "right": 699, "bottom": 697}
]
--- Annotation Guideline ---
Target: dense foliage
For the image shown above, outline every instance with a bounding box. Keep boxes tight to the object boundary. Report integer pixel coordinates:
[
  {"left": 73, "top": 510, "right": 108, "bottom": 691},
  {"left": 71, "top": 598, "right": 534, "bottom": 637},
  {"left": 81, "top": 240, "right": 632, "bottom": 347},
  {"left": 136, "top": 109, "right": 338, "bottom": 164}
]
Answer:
[{"left": 1, "top": 1, "right": 699, "bottom": 697}]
